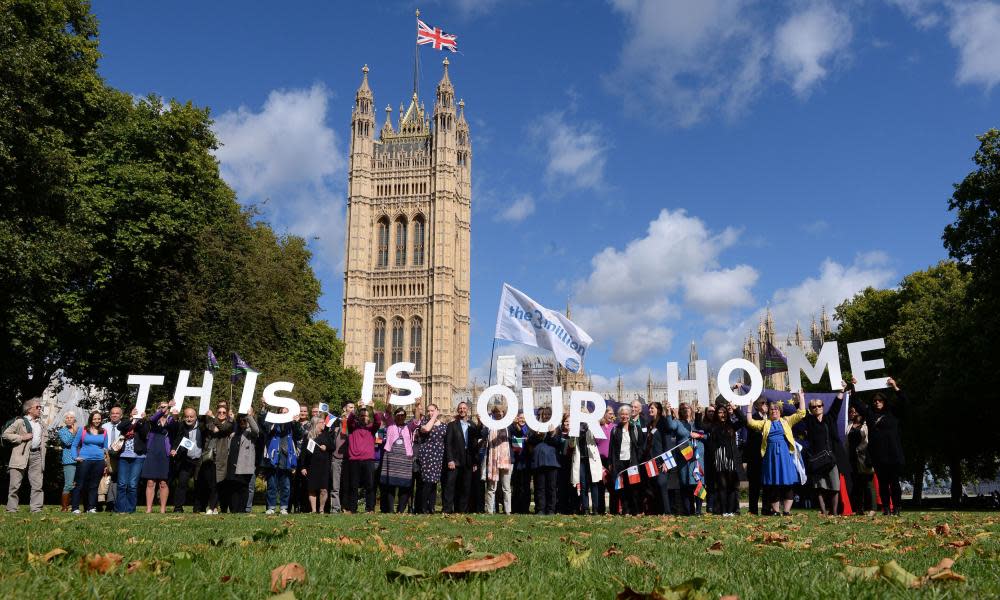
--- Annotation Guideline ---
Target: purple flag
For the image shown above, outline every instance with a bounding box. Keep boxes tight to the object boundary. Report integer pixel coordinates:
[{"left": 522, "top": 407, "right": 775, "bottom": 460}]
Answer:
[
  {"left": 231, "top": 352, "right": 256, "bottom": 383},
  {"left": 207, "top": 346, "right": 220, "bottom": 371}
]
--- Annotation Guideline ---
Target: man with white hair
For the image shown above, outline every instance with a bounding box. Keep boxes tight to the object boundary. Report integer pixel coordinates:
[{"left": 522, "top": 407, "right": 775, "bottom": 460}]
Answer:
[{"left": 4, "top": 398, "right": 47, "bottom": 512}]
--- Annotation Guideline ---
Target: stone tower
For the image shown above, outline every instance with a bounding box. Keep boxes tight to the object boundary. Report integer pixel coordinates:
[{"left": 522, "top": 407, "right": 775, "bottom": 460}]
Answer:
[{"left": 341, "top": 60, "right": 472, "bottom": 408}]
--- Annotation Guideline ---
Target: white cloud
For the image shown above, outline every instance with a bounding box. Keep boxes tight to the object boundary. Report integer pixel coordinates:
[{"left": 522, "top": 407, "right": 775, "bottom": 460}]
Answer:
[
  {"left": 887, "top": 0, "right": 943, "bottom": 28},
  {"left": 608, "top": 0, "right": 769, "bottom": 126},
  {"left": 571, "top": 209, "right": 757, "bottom": 364},
  {"left": 774, "top": 4, "right": 853, "bottom": 95},
  {"left": 531, "top": 112, "right": 608, "bottom": 190},
  {"left": 948, "top": 1, "right": 1000, "bottom": 89},
  {"left": 702, "top": 251, "right": 895, "bottom": 363},
  {"left": 212, "top": 84, "right": 346, "bottom": 270},
  {"left": 497, "top": 195, "right": 536, "bottom": 222}
]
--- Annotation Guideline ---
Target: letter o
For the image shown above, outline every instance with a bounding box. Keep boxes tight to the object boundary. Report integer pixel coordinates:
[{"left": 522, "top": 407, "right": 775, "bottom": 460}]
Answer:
[
  {"left": 476, "top": 385, "right": 518, "bottom": 430},
  {"left": 717, "top": 358, "right": 763, "bottom": 407}
]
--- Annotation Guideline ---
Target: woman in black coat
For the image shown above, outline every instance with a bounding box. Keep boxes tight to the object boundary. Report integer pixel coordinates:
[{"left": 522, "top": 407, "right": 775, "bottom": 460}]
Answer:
[
  {"left": 704, "top": 402, "right": 746, "bottom": 516},
  {"left": 851, "top": 377, "right": 905, "bottom": 515},
  {"left": 641, "top": 402, "right": 671, "bottom": 515},
  {"left": 608, "top": 405, "right": 643, "bottom": 515},
  {"left": 802, "top": 383, "right": 849, "bottom": 515}
]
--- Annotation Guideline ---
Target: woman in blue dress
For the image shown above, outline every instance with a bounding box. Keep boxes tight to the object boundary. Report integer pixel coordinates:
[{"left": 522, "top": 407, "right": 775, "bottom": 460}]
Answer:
[
  {"left": 746, "top": 392, "right": 806, "bottom": 516},
  {"left": 141, "top": 400, "right": 177, "bottom": 513}
]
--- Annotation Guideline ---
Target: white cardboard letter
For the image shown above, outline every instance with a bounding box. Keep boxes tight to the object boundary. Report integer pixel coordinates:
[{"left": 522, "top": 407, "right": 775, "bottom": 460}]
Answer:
[
  {"left": 236, "top": 371, "right": 260, "bottom": 415},
  {"left": 385, "top": 362, "right": 422, "bottom": 405},
  {"left": 667, "top": 360, "right": 709, "bottom": 408},
  {"left": 476, "top": 385, "right": 518, "bottom": 430},
  {"left": 569, "top": 391, "right": 607, "bottom": 438},
  {"left": 172, "top": 370, "right": 214, "bottom": 415},
  {"left": 717, "top": 359, "right": 763, "bottom": 406},
  {"left": 523, "top": 387, "right": 563, "bottom": 432},
  {"left": 847, "top": 338, "right": 889, "bottom": 392},
  {"left": 127, "top": 374, "right": 165, "bottom": 415},
  {"left": 262, "top": 381, "right": 299, "bottom": 424},
  {"left": 360, "top": 362, "right": 376, "bottom": 406},
  {"left": 787, "top": 342, "right": 842, "bottom": 393}
]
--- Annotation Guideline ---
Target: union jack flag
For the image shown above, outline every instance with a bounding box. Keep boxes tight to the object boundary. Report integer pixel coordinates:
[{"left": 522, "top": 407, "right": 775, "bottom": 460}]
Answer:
[{"left": 417, "top": 19, "right": 458, "bottom": 52}]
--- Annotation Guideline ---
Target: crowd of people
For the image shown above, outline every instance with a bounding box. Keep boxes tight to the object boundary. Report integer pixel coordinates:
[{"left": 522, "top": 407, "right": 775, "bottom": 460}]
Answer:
[{"left": 3, "top": 378, "right": 906, "bottom": 517}]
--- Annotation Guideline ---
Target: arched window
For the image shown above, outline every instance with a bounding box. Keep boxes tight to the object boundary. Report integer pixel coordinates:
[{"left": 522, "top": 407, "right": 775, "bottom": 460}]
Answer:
[
  {"left": 376, "top": 218, "right": 389, "bottom": 268},
  {"left": 373, "top": 318, "right": 386, "bottom": 372},
  {"left": 412, "top": 216, "right": 425, "bottom": 266},
  {"left": 394, "top": 217, "right": 407, "bottom": 267},
  {"left": 409, "top": 317, "right": 422, "bottom": 372},
  {"left": 391, "top": 317, "right": 405, "bottom": 364}
]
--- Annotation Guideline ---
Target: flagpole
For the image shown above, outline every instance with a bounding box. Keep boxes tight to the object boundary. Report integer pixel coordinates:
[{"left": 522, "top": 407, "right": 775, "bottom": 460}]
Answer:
[
  {"left": 487, "top": 338, "right": 498, "bottom": 386},
  {"left": 414, "top": 8, "right": 421, "bottom": 97}
]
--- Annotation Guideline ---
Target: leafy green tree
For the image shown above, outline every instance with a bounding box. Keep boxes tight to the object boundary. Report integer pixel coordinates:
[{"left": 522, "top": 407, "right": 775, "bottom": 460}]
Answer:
[{"left": 0, "top": 0, "right": 361, "bottom": 420}]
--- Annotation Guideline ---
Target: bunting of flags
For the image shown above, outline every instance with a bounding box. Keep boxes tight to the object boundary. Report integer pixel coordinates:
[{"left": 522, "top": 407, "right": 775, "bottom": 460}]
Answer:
[{"left": 612, "top": 438, "right": 697, "bottom": 490}]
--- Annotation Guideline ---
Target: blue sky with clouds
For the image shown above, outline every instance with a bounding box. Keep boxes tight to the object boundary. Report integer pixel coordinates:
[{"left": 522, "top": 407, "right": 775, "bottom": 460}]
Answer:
[{"left": 91, "top": 0, "right": 999, "bottom": 390}]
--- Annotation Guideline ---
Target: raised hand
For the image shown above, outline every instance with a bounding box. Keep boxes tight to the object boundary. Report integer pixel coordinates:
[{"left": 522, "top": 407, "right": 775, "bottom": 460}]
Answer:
[{"left": 886, "top": 377, "right": 899, "bottom": 391}]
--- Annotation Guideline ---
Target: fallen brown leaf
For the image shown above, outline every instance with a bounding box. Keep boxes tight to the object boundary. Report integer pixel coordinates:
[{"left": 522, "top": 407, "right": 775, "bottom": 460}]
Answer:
[
  {"left": 270, "top": 562, "right": 307, "bottom": 593},
  {"left": 80, "top": 553, "right": 123, "bottom": 575},
  {"left": 707, "top": 541, "right": 724, "bottom": 555},
  {"left": 390, "top": 544, "right": 405, "bottom": 557},
  {"left": 439, "top": 552, "right": 517, "bottom": 576},
  {"left": 28, "top": 548, "right": 68, "bottom": 565},
  {"left": 624, "top": 555, "right": 656, "bottom": 569},
  {"left": 603, "top": 545, "right": 622, "bottom": 557},
  {"left": 934, "top": 523, "right": 951, "bottom": 536}
]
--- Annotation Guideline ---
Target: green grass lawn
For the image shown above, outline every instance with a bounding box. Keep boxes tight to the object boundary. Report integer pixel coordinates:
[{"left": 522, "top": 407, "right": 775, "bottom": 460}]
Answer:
[{"left": 1, "top": 510, "right": 997, "bottom": 599}]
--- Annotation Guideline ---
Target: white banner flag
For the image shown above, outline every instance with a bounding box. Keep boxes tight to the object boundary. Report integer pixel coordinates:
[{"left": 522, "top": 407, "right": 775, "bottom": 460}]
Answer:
[{"left": 494, "top": 283, "right": 593, "bottom": 373}]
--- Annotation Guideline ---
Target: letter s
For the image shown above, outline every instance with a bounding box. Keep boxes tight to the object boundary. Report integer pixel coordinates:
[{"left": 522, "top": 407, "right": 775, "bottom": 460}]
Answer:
[{"left": 262, "top": 381, "right": 300, "bottom": 424}]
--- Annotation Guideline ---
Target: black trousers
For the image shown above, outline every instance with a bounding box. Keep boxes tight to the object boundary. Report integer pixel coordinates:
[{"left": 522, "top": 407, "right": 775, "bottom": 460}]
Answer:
[
  {"left": 511, "top": 468, "right": 532, "bottom": 514},
  {"left": 650, "top": 473, "right": 671, "bottom": 515},
  {"left": 171, "top": 459, "right": 197, "bottom": 510},
  {"left": 346, "top": 459, "right": 376, "bottom": 513},
  {"left": 874, "top": 464, "right": 902, "bottom": 513},
  {"left": 442, "top": 465, "right": 472, "bottom": 513},
  {"left": 714, "top": 470, "right": 740, "bottom": 514},
  {"left": 417, "top": 480, "right": 438, "bottom": 513},
  {"left": 746, "top": 460, "right": 763, "bottom": 514},
  {"left": 194, "top": 461, "right": 217, "bottom": 512},
  {"left": 533, "top": 467, "right": 558, "bottom": 515},
  {"left": 380, "top": 483, "right": 412, "bottom": 513},
  {"left": 226, "top": 474, "right": 251, "bottom": 513}
]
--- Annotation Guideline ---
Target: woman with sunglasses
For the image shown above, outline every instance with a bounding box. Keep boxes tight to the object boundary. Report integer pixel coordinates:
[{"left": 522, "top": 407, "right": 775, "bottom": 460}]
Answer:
[{"left": 802, "top": 382, "right": 849, "bottom": 515}]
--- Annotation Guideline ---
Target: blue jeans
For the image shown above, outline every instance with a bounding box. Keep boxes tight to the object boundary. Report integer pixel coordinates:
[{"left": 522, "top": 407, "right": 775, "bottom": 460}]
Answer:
[
  {"left": 265, "top": 469, "right": 290, "bottom": 510},
  {"left": 116, "top": 456, "right": 144, "bottom": 513}
]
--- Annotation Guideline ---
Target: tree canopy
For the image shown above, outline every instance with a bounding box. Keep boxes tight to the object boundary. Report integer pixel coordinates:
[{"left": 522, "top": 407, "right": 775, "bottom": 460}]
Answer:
[{"left": 0, "top": 0, "right": 360, "bottom": 419}]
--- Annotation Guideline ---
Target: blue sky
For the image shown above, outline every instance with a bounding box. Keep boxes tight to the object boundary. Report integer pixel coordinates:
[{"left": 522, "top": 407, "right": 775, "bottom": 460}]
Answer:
[{"left": 91, "top": 0, "right": 999, "bottom": 390}]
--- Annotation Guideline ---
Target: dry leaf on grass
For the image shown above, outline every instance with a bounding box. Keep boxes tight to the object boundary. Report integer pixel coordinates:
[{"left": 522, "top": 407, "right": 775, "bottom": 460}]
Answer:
[
  {"left": 567, "top": 547, "right": 591, "bottom": 568},
  {"left": 270, "top": 562, "right": 307, "bottom": 593},
  {"left": 603, "top": 545, "right": 622, "bottom": 557},
  {"left": 934, "top": 524, "right": 951, "bottom": 536},
  {"left": 80, "top": 553, "right": 123, "bottom": 574},
  {"left": 28, "top": 548, "right": 68, "bottom": 565},
  {"left": 707, "top": 541, "right": 723, "bottom": 555},
  {"left": 439, "top": 552, "right": 517, "bottom": 576},
  {"left": 844, "top": 564, "right": 880, "bottom": 581},
  {"left": 389, "top": 544, "right": 405, "bottom": 557},
  {"left": 624, "top": 555, "right": 656, "bottom": 569}
]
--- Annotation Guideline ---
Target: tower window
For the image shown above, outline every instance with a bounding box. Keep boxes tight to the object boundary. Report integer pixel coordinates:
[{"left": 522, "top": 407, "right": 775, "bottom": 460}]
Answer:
[
  {"left": 376, "top": 218, "right": 389, "bottom": 268},
  {"left": 410, "top": 317, "right": 423, "bottom": 372},
  {"left": 391, "top": 317, "right": 405, "bottom": 364},
  {"left": 373, "top": 318, "right": 386, "bottom": 372},
  {"left": 412, "top": 216, "right": 425, "bottom": 266},
  {"left": 395, "top": 217, "right": 407, "bottom": 267}
]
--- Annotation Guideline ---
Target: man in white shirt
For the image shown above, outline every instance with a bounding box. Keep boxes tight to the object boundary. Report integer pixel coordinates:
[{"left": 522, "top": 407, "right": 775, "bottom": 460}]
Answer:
[{"left": 4, "top": 398, "right": 47, "bottom": 512}]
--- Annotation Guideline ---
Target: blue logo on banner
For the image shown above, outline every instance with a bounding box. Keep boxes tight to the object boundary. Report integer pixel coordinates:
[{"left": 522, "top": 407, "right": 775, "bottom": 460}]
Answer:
[{"left": 564, "top": 358, "right": 580, "bottom": 373}]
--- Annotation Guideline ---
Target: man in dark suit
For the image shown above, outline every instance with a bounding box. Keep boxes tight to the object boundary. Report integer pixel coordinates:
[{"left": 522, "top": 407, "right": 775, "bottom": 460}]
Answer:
[{"left": 442, "top": 402, "right": 477, "bottom": 513}]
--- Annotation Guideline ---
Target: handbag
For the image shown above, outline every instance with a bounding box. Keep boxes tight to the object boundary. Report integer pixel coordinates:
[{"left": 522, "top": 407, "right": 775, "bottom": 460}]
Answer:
[{"left": 806, "top": 449, "right": 834, "bottom": 474}]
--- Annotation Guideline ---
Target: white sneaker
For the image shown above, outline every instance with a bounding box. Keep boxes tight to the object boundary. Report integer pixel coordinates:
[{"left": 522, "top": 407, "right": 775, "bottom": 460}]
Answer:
[
  {"left": 72, "top": 509, "right": 81, "bottom": 514},
  {"left": 265, "top": 509, "right": 275, "bottom": 515},
  {"left": 205, "top": 509, "right": 213, "bottom": 515},
  {"left": 280, "top": 508, "right": 288, "bottom": 515},
  {"left": 87, "top": 509, "right": 97, "bottom": 514}
]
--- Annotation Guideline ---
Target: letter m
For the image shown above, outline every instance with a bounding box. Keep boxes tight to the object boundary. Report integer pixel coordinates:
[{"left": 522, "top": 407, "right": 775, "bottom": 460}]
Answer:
[{"left": 786, "top": 342, "right": 842, "bottom": 393}]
